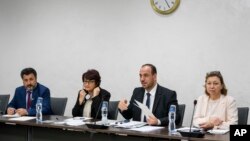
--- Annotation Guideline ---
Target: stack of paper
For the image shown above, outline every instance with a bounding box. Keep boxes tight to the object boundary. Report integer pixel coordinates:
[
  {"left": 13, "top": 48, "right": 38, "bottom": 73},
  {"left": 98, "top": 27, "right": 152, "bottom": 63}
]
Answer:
[
  {"left": 114, "top": 121, "right": 147, "bottom": 129},
  {"left": 207, "top": 129, "right": 229, "bottom": 134},
  {"left": 2, "top": 113, "right": 20, "bottom": 118},
  {"left": 128, "top": 126, "right": 164, "bottom": 132},
  {"left": 8, "top": 116, "right": 36, "bottom": 121},
  {"left": 64, "top": 118, "right": 86, "bottom": 126}
]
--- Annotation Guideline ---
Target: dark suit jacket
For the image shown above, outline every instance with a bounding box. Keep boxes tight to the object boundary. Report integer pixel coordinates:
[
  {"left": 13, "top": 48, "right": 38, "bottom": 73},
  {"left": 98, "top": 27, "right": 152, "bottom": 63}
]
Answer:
[
  {"left": 120, "top": 84, "right": 180, "bottom": 126},
  {"left": 72, "top": 88, "right": 111, "bottom": 119},
  {"left": 7, "top": 83, "right": 52, "bottom": 116}
]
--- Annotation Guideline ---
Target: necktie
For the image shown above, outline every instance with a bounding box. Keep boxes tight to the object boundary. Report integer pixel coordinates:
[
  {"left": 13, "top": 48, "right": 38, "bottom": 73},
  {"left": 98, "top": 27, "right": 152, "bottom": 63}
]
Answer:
[
  {"left": 27, "top": 91, "right": 32, "bottom": 109},
  {"left": 144, "top": 93, "right": 151, "bottom": 122}
]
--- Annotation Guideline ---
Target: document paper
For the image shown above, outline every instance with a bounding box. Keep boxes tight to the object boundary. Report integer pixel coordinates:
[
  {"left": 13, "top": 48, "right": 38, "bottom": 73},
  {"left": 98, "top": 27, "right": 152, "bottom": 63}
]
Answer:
[{"left": 134, "top": 100, "right": 154, "bottom": 118}]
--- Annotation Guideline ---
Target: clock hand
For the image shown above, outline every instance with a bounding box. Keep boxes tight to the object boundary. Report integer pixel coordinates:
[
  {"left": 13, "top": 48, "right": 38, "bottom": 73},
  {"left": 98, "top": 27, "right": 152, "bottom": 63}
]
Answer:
[{"left": 164, "top": 0, "right": 170, "bottom": 8}]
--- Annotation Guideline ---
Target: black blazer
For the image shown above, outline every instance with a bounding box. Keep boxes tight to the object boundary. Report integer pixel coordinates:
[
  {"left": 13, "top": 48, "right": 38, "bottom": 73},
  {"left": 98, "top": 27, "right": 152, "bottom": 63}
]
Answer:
[
  {"left": 120, "top": 84, "right": 180, "bottom": 126},
  {"left": 72, "top": 88, "right": 111, "bottom": 119}
]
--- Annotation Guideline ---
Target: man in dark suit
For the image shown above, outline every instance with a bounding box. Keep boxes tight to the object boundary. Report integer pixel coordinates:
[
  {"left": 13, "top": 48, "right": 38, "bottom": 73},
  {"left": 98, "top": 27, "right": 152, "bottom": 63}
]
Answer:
[
  {"left": 118, "top": 64, "right": 180, "bottom": 126},
  {"left": 7, "top": 68, "right": 52, "bottom": 116}
]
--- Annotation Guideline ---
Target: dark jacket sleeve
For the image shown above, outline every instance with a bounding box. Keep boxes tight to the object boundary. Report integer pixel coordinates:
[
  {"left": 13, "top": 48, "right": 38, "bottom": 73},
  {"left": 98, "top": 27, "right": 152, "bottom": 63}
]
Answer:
[
  {"left": 7, "top": 88, "right": 19, "bottom": 109},
  {"left": 119, "top": 88, "right": 140, "bottom": 120},
  {"left": 72, "top": 90, "right": 83, "bottom": 117},
  {"left": 158, "top": 90, "right": 180, "bottom": 126}
]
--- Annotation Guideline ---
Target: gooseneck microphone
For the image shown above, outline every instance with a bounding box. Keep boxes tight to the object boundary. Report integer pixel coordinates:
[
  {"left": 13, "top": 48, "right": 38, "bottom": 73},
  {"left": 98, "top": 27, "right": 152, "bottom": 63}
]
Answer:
[
  {"left": 178, "top": 100, "right": 205, "bottom": 138},
  {"left": 189, "top": 100, "right": 197, "bottom": 133}
]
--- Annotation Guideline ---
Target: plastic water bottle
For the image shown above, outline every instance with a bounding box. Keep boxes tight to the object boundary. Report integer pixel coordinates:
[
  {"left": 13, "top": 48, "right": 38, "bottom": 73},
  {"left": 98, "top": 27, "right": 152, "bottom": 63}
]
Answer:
[
  {"left": 36, "top": 97, "right": 43, "bottom": 122},
  {"left": 168, "top": 105, "right": 176, "bottom": 134},
  {"left": 101, "top": 101, "right": 108, "bottom": 124}
]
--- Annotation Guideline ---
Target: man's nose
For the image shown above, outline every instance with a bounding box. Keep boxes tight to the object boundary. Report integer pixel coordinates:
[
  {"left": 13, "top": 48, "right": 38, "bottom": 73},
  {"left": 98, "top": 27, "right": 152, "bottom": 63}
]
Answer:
[
  {"left": 140, "top": 77, "right": 144, "bottom": 81},
  {"left": 27, "top": 80, "right": 32, "bottom": 85}
]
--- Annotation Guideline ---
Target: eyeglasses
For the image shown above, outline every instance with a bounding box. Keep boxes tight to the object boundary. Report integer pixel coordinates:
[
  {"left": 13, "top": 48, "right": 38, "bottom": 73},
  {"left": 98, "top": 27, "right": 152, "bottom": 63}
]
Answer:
[{"left": 83, "top": 80, "right": 95, "bottom": 84}]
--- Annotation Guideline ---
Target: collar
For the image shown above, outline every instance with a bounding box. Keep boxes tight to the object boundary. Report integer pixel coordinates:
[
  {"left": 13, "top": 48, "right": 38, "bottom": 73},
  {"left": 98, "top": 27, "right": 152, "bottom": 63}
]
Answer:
[{"left": 144, "top": 84, "right": 157, "bottom": 97}]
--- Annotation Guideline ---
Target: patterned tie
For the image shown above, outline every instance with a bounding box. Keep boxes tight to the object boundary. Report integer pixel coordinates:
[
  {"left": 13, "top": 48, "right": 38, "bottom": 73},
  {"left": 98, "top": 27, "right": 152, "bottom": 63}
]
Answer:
[
  {"left": 144, "top": 93, "right": 151, "bottom": 122},
  {"left": 27, "top": 91, "right": 32, "bottom": 109}
]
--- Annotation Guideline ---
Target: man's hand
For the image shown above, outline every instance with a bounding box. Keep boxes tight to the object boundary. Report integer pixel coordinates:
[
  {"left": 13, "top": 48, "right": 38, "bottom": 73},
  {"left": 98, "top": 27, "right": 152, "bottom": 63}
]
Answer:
[
  {"left": 7, "top": 107, "right": 16, "bottom": 115},
  {"left": 147, "top": 115, "right": 158, "bottom": 125},
  {"left": 118, "top": 99, "right": 128, "bottom": 112},
  {"left": 16, "top": 108, "right": 28, "bottom": 116}
]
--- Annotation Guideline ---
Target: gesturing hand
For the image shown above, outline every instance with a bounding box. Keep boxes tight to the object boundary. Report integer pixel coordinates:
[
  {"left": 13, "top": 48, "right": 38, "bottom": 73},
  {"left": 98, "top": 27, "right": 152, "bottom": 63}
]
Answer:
[{"left": 118, "top": 99, "right": 128, "bottom": 112}]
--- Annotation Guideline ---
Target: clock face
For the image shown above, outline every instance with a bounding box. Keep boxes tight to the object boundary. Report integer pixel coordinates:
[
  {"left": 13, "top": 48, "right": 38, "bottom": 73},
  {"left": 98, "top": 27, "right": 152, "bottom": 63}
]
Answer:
[{"left": 151, "top": 0, "right": 180, "bottom": 15}]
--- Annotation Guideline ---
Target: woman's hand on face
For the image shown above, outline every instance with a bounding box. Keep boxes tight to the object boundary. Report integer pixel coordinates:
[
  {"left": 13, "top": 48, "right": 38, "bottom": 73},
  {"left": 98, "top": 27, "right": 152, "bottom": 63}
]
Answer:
[
  {"left": 79, "top": 89, "right": 87, "bottom": 104},
  {"left": 93, "top": 87, "right": 100, "bottom": 97}
]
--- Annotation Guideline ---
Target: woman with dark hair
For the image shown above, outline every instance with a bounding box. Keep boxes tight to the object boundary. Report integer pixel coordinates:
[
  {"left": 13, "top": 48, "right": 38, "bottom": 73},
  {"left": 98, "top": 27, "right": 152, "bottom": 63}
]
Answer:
[
  {"left": 72, "top": 69, "right": 111, "bottom": 119},
  {"left": 193, "top": 71, "right": 238, "bottom": 130}
]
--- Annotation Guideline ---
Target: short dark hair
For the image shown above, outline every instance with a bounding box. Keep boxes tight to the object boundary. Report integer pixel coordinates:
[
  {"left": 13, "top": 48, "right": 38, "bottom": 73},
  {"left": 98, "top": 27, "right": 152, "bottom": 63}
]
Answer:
[
  {"left": 205, "top": 71, "right": 227, "bottom": 96},
  {"left": 20, "top": 68, "right": 37, "bottom": 79},
  {"left": 82, "top": 69, "right": 101, "bottom": 86},
  {"left": 141, "top": 64, "right": 157, "bottom": 75}
]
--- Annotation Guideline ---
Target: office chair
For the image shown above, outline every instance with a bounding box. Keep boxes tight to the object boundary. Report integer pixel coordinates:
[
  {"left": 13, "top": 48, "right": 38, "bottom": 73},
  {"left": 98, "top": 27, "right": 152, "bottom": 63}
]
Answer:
[
  {"left": 0, "top": 94, "right": 10, "bottom": 114},
  {"left": 177, "top": 104, "right": 186, "bottom": 126},
  {"left": 238, "top": 107, "right": 249, "bottom": 125},
  {"left": 50, "top": 97, "right": 68, "bottom": 116},
  {"left": 108, "top": 101, "right": 119, "bottom": 120}
]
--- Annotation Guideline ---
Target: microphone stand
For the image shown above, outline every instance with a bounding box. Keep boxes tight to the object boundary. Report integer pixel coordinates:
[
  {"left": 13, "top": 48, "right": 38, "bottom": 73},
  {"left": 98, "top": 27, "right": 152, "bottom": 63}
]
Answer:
[
  {"left": 178, "top": 100, "right": 205, "bottom": 138},
  {"left": 189, "top": 100, "right": 197, "bottom": 133}
]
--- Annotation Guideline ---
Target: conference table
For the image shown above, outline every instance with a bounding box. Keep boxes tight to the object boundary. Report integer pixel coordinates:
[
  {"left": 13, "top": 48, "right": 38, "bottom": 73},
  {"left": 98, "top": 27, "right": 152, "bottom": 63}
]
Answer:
[{"left": 0, "top": 115, "right": 229, "bottom": 141}]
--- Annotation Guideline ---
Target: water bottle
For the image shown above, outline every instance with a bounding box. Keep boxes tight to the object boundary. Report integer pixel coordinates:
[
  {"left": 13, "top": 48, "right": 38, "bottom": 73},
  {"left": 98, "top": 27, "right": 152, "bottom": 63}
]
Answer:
[
  {"left": 168, "top": 105, "right": 176, "bottom": 134},
  {"left": 101, "top": 101, "right": 108, "bottom": 124},
  {"left": 36, "top": 97, "right": 43, "bottom": 122}
]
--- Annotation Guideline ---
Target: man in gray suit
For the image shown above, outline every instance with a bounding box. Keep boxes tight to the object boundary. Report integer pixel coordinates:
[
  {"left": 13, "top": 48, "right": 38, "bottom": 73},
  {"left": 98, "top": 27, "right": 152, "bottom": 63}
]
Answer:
[{"left": 118, "top": 64, "right": 180, "bottom": 126}]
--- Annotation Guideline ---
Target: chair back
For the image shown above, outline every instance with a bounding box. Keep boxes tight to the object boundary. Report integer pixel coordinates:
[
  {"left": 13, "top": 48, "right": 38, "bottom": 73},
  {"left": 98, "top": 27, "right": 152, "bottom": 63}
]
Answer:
[
  {"left": 177, "top": 104, "right": 186, "bottom": 126},
  {"left": 238, "top": 107, "right": 249, "bottom": 125},
  {"left": 0, "top": 94, "right": 10, "bottom": 114},
  {"left": 108, "top": 101, "right": 119, "bottom": 120},
  {"left": 51, "top": 97, "right": 68, "bottom": 116}
]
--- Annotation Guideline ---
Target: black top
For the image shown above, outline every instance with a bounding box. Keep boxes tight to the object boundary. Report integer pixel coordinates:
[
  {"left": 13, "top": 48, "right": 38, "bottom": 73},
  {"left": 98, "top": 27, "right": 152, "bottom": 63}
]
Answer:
[{"left": 72, "top": 88, "right": 111, "bottom": 119}]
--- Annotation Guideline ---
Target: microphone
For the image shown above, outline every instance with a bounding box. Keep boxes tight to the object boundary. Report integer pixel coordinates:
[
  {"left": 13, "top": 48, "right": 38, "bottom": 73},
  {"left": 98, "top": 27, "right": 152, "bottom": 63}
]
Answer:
[
  {"left": 178, "top": 100, "right": 205, "bottom": 138},
  {"left": 189, "top": 100, "right": 197, "bottom": 133},
  {"left": 86, "top": 97, "right": 109, "bottom": 129}
]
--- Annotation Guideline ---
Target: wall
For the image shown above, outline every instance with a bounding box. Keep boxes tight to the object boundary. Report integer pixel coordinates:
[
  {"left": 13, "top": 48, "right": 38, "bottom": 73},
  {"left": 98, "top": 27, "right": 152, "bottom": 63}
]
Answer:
[{"left": 0, "top": 0, "right": 250, "bottom": 125}]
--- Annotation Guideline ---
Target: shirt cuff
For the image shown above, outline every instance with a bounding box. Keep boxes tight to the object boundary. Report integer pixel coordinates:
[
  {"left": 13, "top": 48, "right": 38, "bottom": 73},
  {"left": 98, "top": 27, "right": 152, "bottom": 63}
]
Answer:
[{"left": 157, "top": 119, "right": 161, "bottom": 125}]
